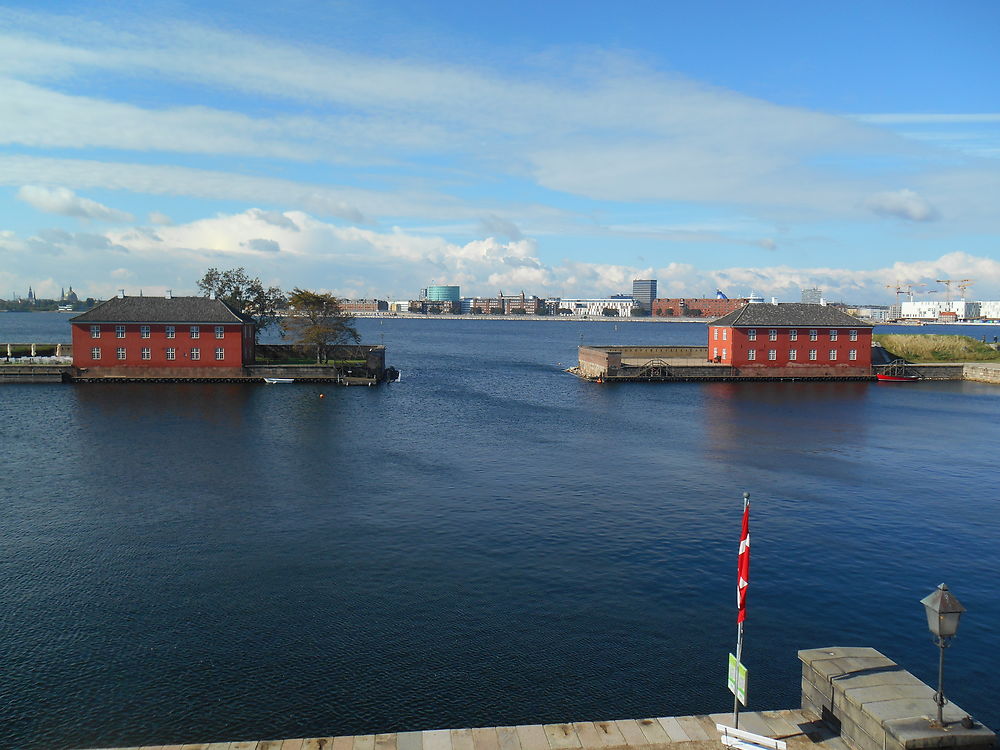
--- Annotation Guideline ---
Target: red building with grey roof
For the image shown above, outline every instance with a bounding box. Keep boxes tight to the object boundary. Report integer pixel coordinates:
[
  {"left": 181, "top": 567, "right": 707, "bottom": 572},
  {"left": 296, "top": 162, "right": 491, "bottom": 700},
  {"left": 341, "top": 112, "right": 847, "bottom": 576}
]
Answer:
[
  {"left": 708, "top": 302, "right": 873, "bottom": 377},
  {"left": 69, "top": 293, "right": 256, "bottom": 377}
]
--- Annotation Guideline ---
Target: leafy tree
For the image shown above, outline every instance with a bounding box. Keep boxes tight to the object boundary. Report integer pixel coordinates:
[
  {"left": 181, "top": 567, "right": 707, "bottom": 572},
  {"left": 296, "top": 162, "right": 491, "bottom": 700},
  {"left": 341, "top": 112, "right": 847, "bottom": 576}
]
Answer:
[
  {"left": 282, "top": 289, "right": 360, "bottom": 364},
  {"left": 602, "top": 307, "right": 620, "bottom": 316},
  {"left": 197, "top": 267, "right": 286, "bottom": 340}
]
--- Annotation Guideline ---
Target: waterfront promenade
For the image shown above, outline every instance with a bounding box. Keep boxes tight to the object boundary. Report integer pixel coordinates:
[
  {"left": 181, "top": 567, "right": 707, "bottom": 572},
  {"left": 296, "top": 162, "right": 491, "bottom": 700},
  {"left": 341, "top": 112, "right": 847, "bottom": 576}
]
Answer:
[{"left": 80, "top": 708, "right": 842, "bottom": 750}]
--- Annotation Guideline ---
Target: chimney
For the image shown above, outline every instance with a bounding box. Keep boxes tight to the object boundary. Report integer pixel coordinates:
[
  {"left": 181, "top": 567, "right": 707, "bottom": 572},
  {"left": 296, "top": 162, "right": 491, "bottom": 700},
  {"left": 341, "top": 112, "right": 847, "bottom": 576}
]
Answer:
[
  {"left": 210, "top": 291, "right": 216, "bottom": 300},
  {"left": 165, "top": 289, "right": 172, "bottom": 299},
  {"left": 771, "top": 297, "right": 778, "bottom": 305},
  {"left": 820, "top": 298, "right": 827, "bottom": 306},
  {"left": 117, "top": 289, "right": 125, "bottom": 298}
]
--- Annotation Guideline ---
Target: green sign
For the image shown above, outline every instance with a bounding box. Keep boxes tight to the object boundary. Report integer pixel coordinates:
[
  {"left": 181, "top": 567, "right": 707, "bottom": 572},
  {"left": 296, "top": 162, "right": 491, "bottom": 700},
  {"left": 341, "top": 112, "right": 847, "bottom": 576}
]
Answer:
[{"left": 728, "top": 653, "right": 748, "bottom": 706}]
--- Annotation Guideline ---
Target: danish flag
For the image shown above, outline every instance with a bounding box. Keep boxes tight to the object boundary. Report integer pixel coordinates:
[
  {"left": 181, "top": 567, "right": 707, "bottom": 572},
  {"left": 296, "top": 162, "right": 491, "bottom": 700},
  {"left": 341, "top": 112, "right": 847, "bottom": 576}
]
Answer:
[{"left": 737, "top": 499, "right": 750, "bottom": 623}]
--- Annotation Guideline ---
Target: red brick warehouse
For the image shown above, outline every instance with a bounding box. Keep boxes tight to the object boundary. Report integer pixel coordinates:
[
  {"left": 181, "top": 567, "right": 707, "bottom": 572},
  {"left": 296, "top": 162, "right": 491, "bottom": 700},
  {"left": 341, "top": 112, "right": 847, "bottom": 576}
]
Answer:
[
  {"left": 708, "top": 302, "right": 874, "bottom": 377},
  {"left": 70, "top": 293, "right": 256, "bottom": 377}
]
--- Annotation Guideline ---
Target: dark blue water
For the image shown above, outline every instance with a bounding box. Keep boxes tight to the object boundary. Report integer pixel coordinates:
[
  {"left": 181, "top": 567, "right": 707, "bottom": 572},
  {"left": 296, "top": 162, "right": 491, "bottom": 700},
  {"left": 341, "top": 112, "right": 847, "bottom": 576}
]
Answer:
[{"left": 2, "top": 314, "right": 999, "bottom": 750}]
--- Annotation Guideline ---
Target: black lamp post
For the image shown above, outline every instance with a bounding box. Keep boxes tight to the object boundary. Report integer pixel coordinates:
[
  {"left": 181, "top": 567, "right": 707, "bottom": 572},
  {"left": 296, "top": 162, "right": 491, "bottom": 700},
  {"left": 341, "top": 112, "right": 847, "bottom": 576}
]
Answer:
[{"left": 920, "top": 583, "right": 966, "bottom": 728}]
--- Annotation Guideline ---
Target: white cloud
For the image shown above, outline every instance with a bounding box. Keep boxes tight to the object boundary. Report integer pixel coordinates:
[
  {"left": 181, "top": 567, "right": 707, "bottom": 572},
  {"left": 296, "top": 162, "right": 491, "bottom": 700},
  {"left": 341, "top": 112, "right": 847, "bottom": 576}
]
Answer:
[
  {"left": 148, "top": 211, "right": 173, "bottom": 225},
  {"left": 17, "top": 185, "right": 133, "bottom": 222},
  {"left": 865, "top": 189, "right": 938, "bottom": 222}
]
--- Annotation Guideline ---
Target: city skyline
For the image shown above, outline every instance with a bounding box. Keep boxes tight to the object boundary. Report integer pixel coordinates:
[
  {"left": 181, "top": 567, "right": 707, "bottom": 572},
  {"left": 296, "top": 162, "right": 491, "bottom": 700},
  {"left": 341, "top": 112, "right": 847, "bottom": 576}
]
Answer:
[{"left": 1, "top": 1, "right": 999, "bottom": 302}]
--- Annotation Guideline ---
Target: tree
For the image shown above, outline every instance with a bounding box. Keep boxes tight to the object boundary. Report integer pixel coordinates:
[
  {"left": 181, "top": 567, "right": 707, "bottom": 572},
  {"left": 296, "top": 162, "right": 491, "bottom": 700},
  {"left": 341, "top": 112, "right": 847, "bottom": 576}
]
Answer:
[
  {"left": 197, "top": 267, "right": 286, "bottom": 340},
  {"left": 602, "top": 307, "right": 620, "bottom": 316},
  {"left": 281, "top": 288, "right": 360, "bottom": 364}
]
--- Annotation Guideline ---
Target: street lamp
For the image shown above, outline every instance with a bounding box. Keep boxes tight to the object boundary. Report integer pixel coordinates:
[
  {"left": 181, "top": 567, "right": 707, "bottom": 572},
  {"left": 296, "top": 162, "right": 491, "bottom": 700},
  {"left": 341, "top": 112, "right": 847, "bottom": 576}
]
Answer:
[{"left": 920, "top": 583, "right": 966, "bottom": 728}]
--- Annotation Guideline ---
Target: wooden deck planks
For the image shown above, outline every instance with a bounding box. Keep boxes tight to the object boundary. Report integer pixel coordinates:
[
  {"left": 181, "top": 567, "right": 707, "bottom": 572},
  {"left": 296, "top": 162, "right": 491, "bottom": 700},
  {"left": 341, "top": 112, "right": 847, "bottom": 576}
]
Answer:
[
  {"left": 543, "top": 724, "right": 581, "bottom": 750},
  {"left": 496, "top": 726, "right": 522, "bottom": 750},
  {"left": 86, "top": 709, "right": 846, "bottom": 750}
]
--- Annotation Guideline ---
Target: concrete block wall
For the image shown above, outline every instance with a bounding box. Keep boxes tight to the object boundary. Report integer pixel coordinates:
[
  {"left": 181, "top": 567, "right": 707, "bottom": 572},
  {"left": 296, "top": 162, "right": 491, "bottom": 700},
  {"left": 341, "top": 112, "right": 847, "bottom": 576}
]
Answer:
[
  {"left": 963, "top": 363, "right": 1000, "bottom": 384},
  {"left": 800, "top": 647, "right": 995, "bottom": 750}
]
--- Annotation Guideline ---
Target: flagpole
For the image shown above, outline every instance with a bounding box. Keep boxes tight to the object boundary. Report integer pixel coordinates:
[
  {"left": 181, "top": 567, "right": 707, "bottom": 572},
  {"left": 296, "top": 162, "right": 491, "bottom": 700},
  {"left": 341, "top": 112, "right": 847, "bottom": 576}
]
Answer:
[{"left": 733, "top": 491, "right": 750, "bottom": 729}]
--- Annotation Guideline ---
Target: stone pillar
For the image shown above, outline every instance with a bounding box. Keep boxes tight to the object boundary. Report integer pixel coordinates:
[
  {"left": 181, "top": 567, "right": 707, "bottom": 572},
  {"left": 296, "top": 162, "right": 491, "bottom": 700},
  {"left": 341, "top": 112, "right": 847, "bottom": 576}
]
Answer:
[{"left": 799, "top": 647, "right": 994, "bottom": 750}]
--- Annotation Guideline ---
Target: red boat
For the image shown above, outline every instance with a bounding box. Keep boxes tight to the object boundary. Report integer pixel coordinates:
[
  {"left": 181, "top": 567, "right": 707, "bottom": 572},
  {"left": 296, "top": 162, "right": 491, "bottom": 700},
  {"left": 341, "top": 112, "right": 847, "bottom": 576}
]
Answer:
[{"left": 877, "top": 359, "right": 919, "bottom": 382}]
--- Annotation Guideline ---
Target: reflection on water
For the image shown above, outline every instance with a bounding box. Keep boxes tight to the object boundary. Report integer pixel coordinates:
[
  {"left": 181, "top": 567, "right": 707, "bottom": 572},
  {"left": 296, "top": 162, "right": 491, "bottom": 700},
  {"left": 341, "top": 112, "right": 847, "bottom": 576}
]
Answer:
[{"left": 702, "top": 382, "right": 870, "bottom": 459}]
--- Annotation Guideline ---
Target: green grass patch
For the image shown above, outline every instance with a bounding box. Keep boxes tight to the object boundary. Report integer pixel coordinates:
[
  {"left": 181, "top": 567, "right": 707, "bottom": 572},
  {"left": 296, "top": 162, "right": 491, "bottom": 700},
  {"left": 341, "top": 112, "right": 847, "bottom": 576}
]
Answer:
[{"left": 875, "top": 334, "right": 1000, "bottom": 363}]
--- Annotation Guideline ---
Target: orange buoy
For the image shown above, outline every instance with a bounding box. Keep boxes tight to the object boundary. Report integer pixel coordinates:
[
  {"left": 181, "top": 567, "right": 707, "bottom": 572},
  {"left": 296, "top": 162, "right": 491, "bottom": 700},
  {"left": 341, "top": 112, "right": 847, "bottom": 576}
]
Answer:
[{"left": 319, "top": 393, "right": 325, "bottom": 399}]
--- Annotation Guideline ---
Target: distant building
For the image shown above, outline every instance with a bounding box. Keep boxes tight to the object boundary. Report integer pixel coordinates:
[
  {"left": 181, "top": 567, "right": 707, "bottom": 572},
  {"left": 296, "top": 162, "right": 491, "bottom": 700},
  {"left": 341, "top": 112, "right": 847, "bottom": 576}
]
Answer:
[
  {"left": 557, "top": 298, "right": 637, "bottom": 317},
  {"left": 631, "top": 279, "right": 657, "bottom": 312},
  {"left": 425, "top": 285, "right": 461, "bottom": 302},
  {"left": 979, "top": 301, "right": 1000, "bottom": 320},
  {"left": 69, "top": 293, "right": 256, "bottom": 374},
  {"left": 899, "top": 300, "right": 980, "bottom": 321},
  {"left": 801, "top": 288, "right": 823, "bottom": 304},
  {"left": 652, "top": 297, "right": 748, "bottom": 318},
  {"left": 708, "top": 302, "right": 872, "bottom": 376},
  {"left": 342, "top": 299, "right": 388, "bottom": 313}
]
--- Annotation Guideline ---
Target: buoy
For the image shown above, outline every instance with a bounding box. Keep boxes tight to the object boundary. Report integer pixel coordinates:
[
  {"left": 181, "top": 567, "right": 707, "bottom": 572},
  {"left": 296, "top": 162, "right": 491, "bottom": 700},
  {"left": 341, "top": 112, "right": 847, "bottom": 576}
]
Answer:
[{"left": 319, "top": 393, "right": 325, "bottom": 399}]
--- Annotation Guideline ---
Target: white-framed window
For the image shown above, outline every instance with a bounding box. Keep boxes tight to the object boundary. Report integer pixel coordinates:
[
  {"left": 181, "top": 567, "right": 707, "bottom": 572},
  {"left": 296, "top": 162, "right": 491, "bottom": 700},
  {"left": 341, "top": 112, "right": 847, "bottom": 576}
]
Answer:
[
  {"left": 768, "top": 349, "right": 777, "bottom": 360},
  {"left": 722, "top": 328, "right": 728, "bottom": 340},
  {"left": 140, "top": 325, "right": 150, "bottom": 339},
  {"left": 116, "top": 347, "right": 126, "bottom": 360},
  {"left": 849, "top": 329, "right": 858, "bottom": 341},
  {"left": 215, "top": 347, "right": 225, "bottom": 360},
  {"left": 768, "top": 329, "right": 777, "bottom": 341},
  {"left": 115, "top": 325, "right": 126, "bottom": 338},
  {"left": 747, "top": 349, "right": 757, "bottom": 360},
  {"left": 809, "top": 349, "right": 817, "bottom": 361},
  {"left": 747, "top": 329, "right": 757, "bottom": 341},
  {"left": 166, "top": 348, "right": 176, "bottom": 361},
  {"left": 90, "top": 325, "right": 101, "bottom": 339},
  {"left": 789, "top": 348, "right": 798, "bottom": 361},
  {"left": 713, "top": 347, "right": 718, "bottom": 358},
  {"left": 829, "top": 349, "right": 837, "bottom": 360},
  {"left": 722, "top": 348, "right": 727, "bottom": 359},
  {"left": 215, "top": 325, "right": 225, "bottom": 339},
  {"left": 91, "top": 347, "right": 101, "bottom": 360},
  {"left": 849, "top": 349, "right": 857, "bottom": 361},
  {"left": 809, "top": 329, "right": 817, "bottom": 341},
  {"left": 713, "top": 328, "right": 719, "bottom": 340},
  {"left": 191, "top": 348, "right": 200, "bottom": 361},
  {"left": 166, "top": 325, "right": 175, "bottom": 339},
  {"left": 829, "top": 329, "right": 838, "bottom": 341},
  {"left": 790, "top": 329, "right": 798, "bottom": 341},
  {"left": 141, "top": 347, "right": 151, "bottom": 360},
  {"left": 190, "top": 326, "right": 200, "bottom": 339}
]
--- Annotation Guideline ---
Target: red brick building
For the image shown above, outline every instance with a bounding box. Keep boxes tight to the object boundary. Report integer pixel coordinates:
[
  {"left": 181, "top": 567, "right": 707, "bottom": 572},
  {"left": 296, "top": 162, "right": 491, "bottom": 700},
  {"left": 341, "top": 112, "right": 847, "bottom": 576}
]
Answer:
[
  {"left": 70, "top": 294, "right": 256, "bottom": 376},
  {"left": 653, "top": 297, "right": 749, "bottom": 317},
  {"left": 708, "top": 303, "right": 873, "bottom": 377}
]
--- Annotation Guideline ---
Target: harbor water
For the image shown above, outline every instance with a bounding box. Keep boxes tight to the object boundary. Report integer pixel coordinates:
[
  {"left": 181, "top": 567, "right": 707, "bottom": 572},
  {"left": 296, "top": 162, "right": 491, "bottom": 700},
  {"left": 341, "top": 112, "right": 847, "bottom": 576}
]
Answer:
[{"left": 2, "top": 314, "right": 999, "bottom": 749}]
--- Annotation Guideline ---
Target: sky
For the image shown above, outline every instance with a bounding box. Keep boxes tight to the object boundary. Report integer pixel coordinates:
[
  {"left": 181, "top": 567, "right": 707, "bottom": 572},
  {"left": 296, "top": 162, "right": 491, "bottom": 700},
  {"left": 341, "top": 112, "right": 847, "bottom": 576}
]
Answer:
[{"left": 2, "top": 0, "right": 999, "bottom": 303}]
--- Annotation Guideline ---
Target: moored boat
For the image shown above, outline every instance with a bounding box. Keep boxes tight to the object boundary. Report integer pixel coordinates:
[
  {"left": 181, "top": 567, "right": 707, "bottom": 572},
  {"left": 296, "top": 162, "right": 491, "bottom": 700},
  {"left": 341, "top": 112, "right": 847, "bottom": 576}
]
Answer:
[
  {"left": 263, "top": 377, "right": 294, "bottom": 384},
  {"left": 877, "top": 359, "right": 919, "bottom": 382}
]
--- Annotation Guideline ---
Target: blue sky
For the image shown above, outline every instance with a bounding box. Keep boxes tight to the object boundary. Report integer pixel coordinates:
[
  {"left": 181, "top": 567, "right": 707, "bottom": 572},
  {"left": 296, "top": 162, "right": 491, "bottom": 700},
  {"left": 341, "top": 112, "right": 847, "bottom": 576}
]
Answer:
[{"left": 1, "top": 0, "right": 999, "bottom": 302}]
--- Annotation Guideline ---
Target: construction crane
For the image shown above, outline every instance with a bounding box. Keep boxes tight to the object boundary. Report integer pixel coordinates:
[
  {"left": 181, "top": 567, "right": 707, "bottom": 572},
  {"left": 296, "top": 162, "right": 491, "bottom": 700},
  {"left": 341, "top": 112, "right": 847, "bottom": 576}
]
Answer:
[
  {"left": 957, "top": 280, "right": 975, "bottom": 300},
  {"left": 884, "top": 282, "right": 925, "bottom": 302},
  {"left": 936, "top": 279, "right": 973, "bottom": 301}
]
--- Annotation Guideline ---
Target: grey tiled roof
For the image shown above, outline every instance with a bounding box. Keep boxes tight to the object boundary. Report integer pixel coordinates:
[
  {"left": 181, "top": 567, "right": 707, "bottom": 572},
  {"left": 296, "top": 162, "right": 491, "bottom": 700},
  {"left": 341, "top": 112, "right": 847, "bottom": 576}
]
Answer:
[
  {"left": 711, "top": 303, "right": 873, "bottom": 327},
  {"left": 70, "top": 296, "right": 256, "bottom": 324}
]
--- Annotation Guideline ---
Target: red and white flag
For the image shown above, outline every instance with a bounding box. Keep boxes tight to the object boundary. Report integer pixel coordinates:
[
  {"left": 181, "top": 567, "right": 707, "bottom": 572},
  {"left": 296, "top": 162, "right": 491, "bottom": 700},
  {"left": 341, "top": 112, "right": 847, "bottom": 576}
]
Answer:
[{"left": 737, "top": 500, "right": 750, "bottom": 623}]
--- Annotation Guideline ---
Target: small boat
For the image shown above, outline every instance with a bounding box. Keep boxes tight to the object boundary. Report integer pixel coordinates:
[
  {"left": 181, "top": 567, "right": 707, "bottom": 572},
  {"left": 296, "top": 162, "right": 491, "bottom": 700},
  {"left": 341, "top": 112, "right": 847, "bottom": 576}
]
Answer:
[
  {"left": 877, "top": 360, "right": 919, "bottom": 382},
  {"left": 263, "top": 377, "right": 294, "bottom": 384}
]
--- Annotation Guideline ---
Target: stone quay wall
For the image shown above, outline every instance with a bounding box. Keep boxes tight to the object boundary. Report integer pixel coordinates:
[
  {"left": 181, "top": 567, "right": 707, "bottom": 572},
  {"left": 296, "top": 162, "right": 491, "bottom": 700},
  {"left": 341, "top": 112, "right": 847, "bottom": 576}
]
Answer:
[{"left": 799, "top": 646, "right": 995, "bottom": 750}]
